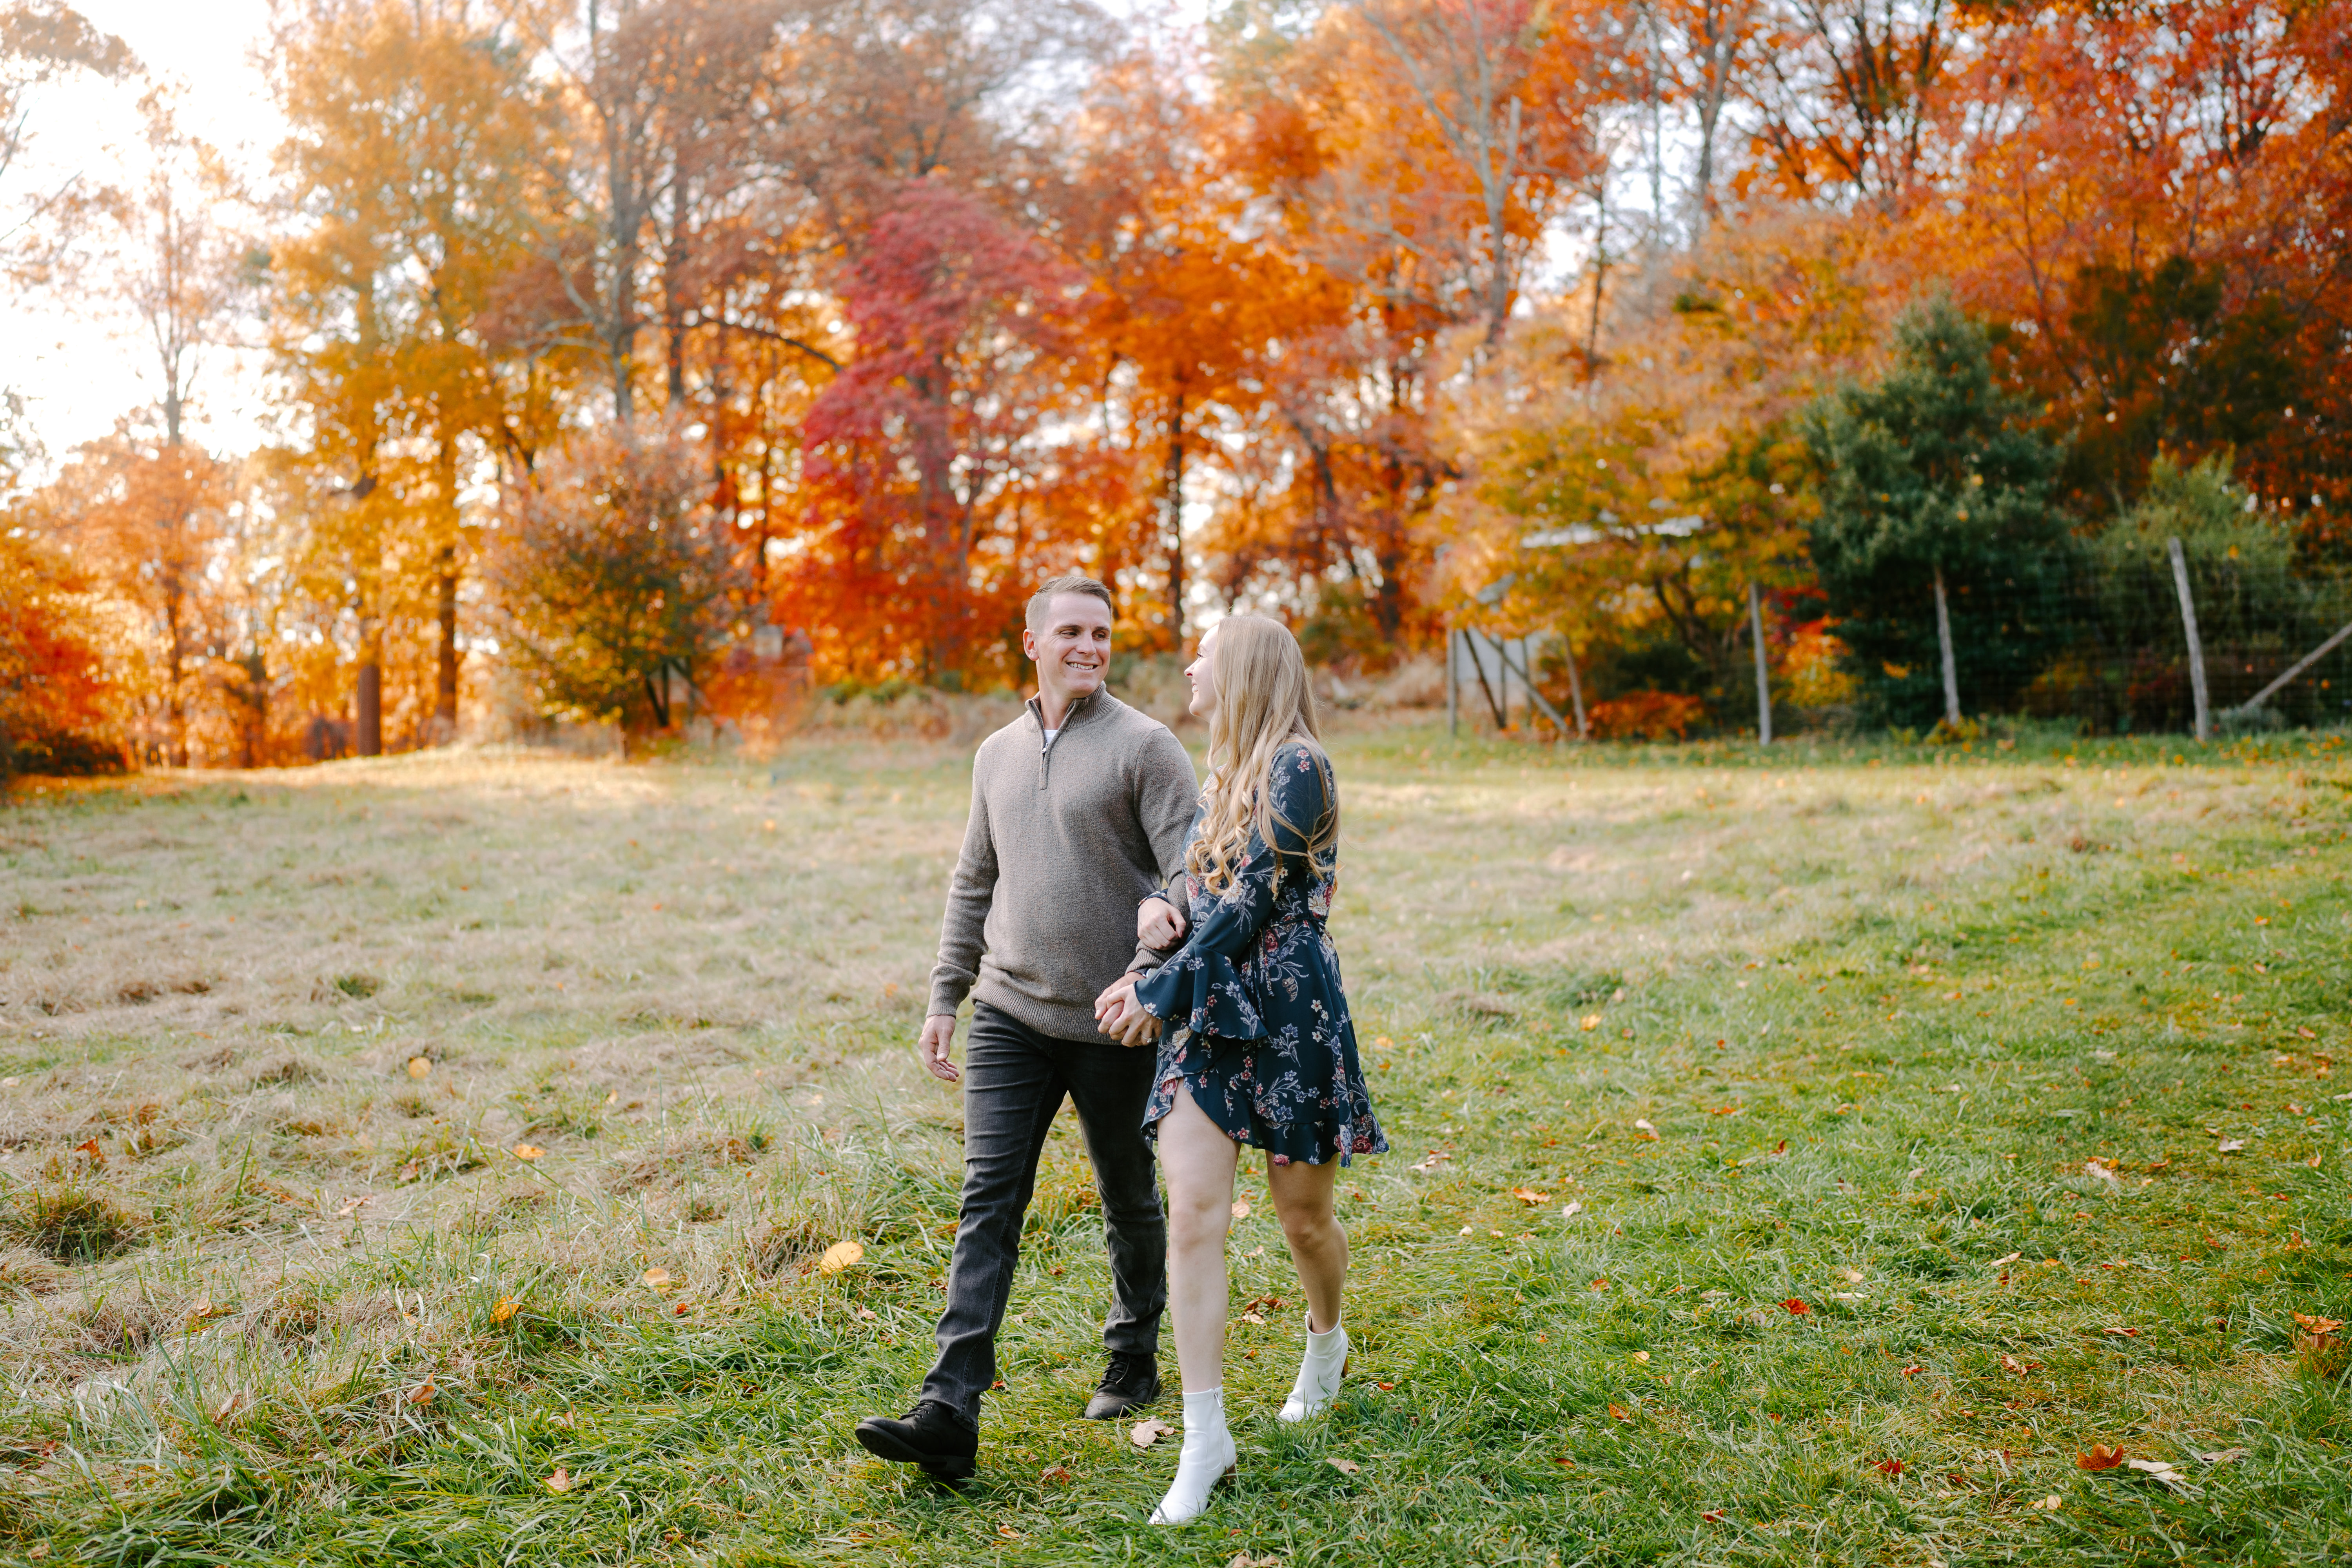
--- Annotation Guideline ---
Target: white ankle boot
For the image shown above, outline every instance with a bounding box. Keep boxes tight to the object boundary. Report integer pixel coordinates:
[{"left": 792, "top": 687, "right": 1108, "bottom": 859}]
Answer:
[
  {"left": 1278, "top": 1312, "right": 1348, "bottom": 1422},
  {"left": 1149, "top": 1387, "right": 1236, "bottom": 1524}
]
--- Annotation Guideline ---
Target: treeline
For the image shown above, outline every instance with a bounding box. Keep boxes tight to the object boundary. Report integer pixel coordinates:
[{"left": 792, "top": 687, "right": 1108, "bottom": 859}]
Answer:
[{"left": 2, "top": 0, "right": 2348, "bottom": 770}]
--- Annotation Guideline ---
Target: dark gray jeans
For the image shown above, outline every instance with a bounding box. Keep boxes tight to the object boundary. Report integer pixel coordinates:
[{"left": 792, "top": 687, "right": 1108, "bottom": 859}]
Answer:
[{"left": 917, "top": 1001, "right": 1166, "bottom": 1427}]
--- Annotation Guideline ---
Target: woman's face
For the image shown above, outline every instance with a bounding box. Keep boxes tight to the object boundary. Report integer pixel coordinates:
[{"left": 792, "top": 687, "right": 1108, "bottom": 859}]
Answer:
[{"left": 1185, "top": 626, "right": 1219, "bottom": 720}]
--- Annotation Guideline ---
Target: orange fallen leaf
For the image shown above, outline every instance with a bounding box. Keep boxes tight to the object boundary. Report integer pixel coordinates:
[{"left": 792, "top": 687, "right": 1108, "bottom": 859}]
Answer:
[
  {"left": 2000, "top": 1354, "right": 2041, "bottom": 1375},
  {"left": 1700, "top": 1509, "right": 1727, "bottom": 1523},
  {"left": 2294, "top": 1313, "right": 2343, "bottom": 1336},
  {"left": 2078, "top": 1444, "right": 2127, "bottom": 1471},
  {"left": 642, "top": 1268, "right": 671, "bottom": 1290},
  {"left": 1589, "top": 1278, "right": 1610, "bottom": 1292},
  {"left": 1782, "top": 1298, "right": 1811, "bottom": 1315},
  {"left": 818, "top": 1240, "right": 865, "bottom": 1274},
  {"left": 1510, "top": 1187, "right": 1549, "bottom": 1205},
  {"left": 408, "top": 1376, "right": 436, "bottom": 1406},
  {"left": 1901, "top": 1365, "right": 1922, "bottom": 1376},
  {"left": 1633, "top": 1119, "right": 1659, "bottom": 1140},
  {"left": 672, "top": 1301, "right": 690, "bottom": 1316},
  {"left": 1375, "top": 1381, "right": 1395, "bottom": 1392},
  {"left": 1130, "top": 1417, "right": 1173, "bottom": 1448},
  {"left": 546, "top": 1466, "right": 571, "bottom": 1493},
  {"left": 512, "top": 1144, "right": 544, "bottom": 1161},
  {"left": 1039, "top": 1462, "right": 1073, "bottom": 1484},
  {"left": 491, "top": 1297, "right": 520, "bottom": 1324},
  {"left": 1606, "top": 1402, "right": 1631, "bottom": 1421},
  {"left": 1328, "top": 1457, "right": 1361, "bottom": 1474},
  {"left": 1580, "top": 1014, "right": 1601, "bottom": 1031}
]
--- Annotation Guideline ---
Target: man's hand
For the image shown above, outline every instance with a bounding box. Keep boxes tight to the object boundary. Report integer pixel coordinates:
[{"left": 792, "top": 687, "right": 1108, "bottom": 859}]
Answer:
[
  {"left": 1137, "top": 897, "right": 1188, "bottom": 950},
  {"left": 917, "top": 1013, "right": 960, "bottom": 1083}
]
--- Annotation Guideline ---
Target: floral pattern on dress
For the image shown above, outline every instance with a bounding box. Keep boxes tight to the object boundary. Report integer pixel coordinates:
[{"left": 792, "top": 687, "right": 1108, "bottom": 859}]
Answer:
[{"left": 1134, "top": 743, "right": 1387, "bottom": 1167}]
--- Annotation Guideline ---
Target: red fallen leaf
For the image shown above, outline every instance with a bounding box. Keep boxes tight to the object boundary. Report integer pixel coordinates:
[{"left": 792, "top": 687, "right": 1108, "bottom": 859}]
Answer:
[
  {"left": 1782, "top": 1298, "right": 1811, "bottom": 1315},
  {"left": 2078, "top": 1445, "right": 2127, "bottom": 1471},
  {"left": 672, "top": 1301, "right": 689, "bottom": 1316},
  {"left": 1549, "top": 1457, "right": 1573, "bottom": 1471},
  {"left": 1589, "top": 1278, "right": 1611, "bottom": 1292},
  {"left": 1874, "top": 1459, "right": 1904, "bottom": 1475},
  {"left": 1773, "top": 1139, "right": 1788, "bottom": 1154},
  {"left": 1700, "top": 1509, "right": 1727, "bottom": 1523},
  {"left": 1901, "top": 1365, "right": 1923, "bottom": 1376},
  {"left": 1376, "top": 1381, "right": 1396, "bottom": 1392}
]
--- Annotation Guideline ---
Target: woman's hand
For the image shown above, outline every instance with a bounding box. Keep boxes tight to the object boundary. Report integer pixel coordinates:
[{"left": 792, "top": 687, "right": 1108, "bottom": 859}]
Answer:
[
  {"left": 1138, "top": 895, "right": 1189, "bottom": 949},
  {"left": 1094, "top": 975, "right": 1162, "bottom": 1048}
]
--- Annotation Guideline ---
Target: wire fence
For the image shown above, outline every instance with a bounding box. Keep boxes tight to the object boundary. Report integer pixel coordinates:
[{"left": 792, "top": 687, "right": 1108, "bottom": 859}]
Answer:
[{"left": 1448, "top": 541, "right": 2352, "bottom": 742}]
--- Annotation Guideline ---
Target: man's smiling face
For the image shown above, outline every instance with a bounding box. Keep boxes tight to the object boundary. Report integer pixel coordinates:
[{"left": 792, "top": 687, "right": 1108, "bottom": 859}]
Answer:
[{"left": 1022, "top": 592, "right": 1113, "bottom": 704}]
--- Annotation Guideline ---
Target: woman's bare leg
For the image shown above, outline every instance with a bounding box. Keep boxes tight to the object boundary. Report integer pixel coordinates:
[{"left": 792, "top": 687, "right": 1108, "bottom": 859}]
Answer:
[
  {"left": 1157, "top": 1083, "right": 1240, "bottom": 1393},
  {"left": 1266, "top": 1156, "right": 1347, "bottom": 1332}
]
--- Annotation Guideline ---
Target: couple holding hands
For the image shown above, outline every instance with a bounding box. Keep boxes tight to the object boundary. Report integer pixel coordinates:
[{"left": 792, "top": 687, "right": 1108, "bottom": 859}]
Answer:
[{"left": 851, "top": 574, "right": 1387, "bottom": 1525}]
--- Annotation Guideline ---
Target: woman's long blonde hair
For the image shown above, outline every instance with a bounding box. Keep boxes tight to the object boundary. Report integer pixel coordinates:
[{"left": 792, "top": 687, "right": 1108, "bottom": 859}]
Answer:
[{"left": 1187, "top": 615, "right": 1338, "bottom": 896}]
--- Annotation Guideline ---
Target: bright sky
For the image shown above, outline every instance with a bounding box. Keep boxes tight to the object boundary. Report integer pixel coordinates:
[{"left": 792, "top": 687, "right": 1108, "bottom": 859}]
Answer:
[{"left": 1, "top": 0, "right": 282, "bottom": 467}]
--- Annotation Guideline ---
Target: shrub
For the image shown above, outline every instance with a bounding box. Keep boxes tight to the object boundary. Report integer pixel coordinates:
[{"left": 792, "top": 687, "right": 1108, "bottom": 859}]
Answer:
[{"left": 1588, "top": 690, "right": 1706, "bottom": 740}]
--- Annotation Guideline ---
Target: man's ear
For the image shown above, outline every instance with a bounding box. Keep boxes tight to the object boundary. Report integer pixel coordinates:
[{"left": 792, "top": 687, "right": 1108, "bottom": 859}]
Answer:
[{"left": 1020, "top": 626, "right": 1040, "bottom": 664}]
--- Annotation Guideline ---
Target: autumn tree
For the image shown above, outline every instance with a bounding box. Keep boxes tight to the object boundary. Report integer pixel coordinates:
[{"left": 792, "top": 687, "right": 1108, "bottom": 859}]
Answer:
[{"left": 485, "top": 420, "right": 747, "bottom": 736}]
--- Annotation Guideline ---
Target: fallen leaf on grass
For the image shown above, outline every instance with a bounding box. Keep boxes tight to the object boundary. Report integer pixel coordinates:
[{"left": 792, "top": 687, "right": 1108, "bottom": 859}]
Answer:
[
  {"left": 1409, "top": 1151, "right": 1452, "bottom": 1173},
  {"left": 1130, "top": 1417, "right": 1173, "bottom": 1448},
  {"left": 1376, "top": 1381, "right": 1395, "bottom": 1391},
  {"left": 818, "top": 1241, "right": 865, "bottom": 1274},
  {"left": 2293, "top": 1314, "right": 2343, "bottom": 1336},
  {"left": 407, "top": 1057, "right": 431, "bottom": 1080},
  {"left": 1561, "top": 1200, "right": 1583, "bottom": 1218},
  {"left": 545, "top": 1467, "right": 571, "bottom": 1493},
  {"left": 408, "top": 1377, "right": 436, "bottom": 1406},
  {"left": 2030, "top": 1494, "right": 2063, "bottom": 1512},
  {"left": 1550, "top": 1457, "right": 1574, "bottom": 1472},
  {"left": 1606, "top": 1403, "right": 1632, "bottom": 1421},
  {"left": 1580, "top": 1014, "right": 1601, "bottom": 1031},
  {"left": 2308, "top": 1152, "right": 2324, "bottom": 1168},
  {"left": 1240, "top": 1312, "right": 1266, "bottom": 1326},
  {"left": 334, "top": 1194, "right": 376, "bottom": 1218},
  {"left": 1225, "top": 1554, "right": 1284, "bottom": 1568},
  {"left": 2000, "top": 1355, "right": 2042, "bottom": 1375},
  {"left": 512, "top": 1144, "right": 544, "bottom": 1161},
  {"left": 1990, "top": 1252, "right": 2021, "bottom": 1267},
  {"left": 491, "top": 1297, "right": 520, "bottom": 1324},
  {"left": 1901, "top": 1365, "right": 1923, "bottom": 1376},
  {"left": 74, "top": 1138, "right": 105, "bottom": 1165},
  {"left": 2197, "top": 1447, "right": 2249, "bottom": 1465},
  {"left": 1328, "top": 1457, "right": 1361, "bottom": 1474},
  {"left": 1633, "top": 1119, "right": 1659, "bottom": 1140},
  {"left": 2077, "top": 1445, "right": 2126, "bottom": 1471},
  {"left": 1039, "top": 1463, "right": 1072, "bottom": 1485},
  {"left": 1873, "top": 1459, "right": 1904, "bottom": 1475},
  {"left": 1230, "top": 1201, "right": 1251, "bottom": 1219},
  {"left": 2101, "top": 1326, "right": 2141, "bottom": 1337},
  {"left": 1700, "top": 1509, "right": 1727, "bottom": 1524},
  {"left": 2126, "top": 1457, "right": 2193, "bottom": 1492},
  {"left": 1782, "top": 1298, "right": 1811, "bottom": 1316},
  {"left": 2216, "top": 1138, "right": 2245, "bottom": 1153},
  {"left": 642, "top": 1268, "right": 671, "bottom": 1290},
  {"left": 1630, "top": 1350, "right": 1649, "bottom": 1363},
  {"left": 214, "top": 1391, "right": 244, "bottom": 1421},
  {"left": 1510, "top": 1187, "right": 1549, "bottom": 1205},
  {"left": 1589, "top": 1278, "right": 1610, "bottom": 1292},
  {"left": 997, "top": 1524, "right": 1021, "bottom": 1540}
]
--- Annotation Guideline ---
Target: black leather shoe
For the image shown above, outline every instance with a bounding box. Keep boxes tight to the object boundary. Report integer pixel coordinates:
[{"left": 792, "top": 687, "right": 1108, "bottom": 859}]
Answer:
[
  {"left": 853, "top": 1401, "right": 978, "bottom": 1483},
  {"left": 1084, "top": 1351, "right": 1161, "bottom": 1419}
]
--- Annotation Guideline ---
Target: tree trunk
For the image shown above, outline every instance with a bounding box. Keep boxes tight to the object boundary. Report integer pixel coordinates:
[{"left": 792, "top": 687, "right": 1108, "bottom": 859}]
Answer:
[
  {"left": 1163, "top": 385, "right": 1187, "bottom": 647},
  {"left": 356, "top": 650, "right": 383, "bottom": 757},
  {"left": 435, "top": 553, "right": 460, "bottom": 741},
  {"left": 1749, "top": 581, "right": 1773, "bottom": 744}
]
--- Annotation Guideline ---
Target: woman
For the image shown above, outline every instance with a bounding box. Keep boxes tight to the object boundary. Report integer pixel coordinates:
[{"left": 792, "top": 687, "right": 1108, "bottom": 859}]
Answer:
[{"left": 1094, "top": 615, "right": 1386, "bottom": 1526}]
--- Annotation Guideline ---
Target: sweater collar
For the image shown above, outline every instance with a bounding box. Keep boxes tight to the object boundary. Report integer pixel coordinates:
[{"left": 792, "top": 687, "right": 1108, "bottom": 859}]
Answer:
[{"left": 1026, "top": 687, "right": 1107, "bottom": 733}]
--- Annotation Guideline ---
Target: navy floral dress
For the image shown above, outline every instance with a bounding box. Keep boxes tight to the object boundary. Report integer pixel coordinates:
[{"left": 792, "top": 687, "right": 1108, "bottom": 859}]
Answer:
[{"left": 1133, "top": 742, "right": 1387, "bottom": 1167}]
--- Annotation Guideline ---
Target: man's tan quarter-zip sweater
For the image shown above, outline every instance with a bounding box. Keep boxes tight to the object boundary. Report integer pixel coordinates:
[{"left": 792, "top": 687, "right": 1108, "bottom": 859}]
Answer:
[{"left": 927, "top": 689, "right": 1200, "bottom": 1042}]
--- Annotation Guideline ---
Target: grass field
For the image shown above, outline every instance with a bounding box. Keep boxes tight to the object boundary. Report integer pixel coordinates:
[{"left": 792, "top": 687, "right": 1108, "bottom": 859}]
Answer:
[{"left": 2, "top": 721, "right": 2349, "bottom": 1567}]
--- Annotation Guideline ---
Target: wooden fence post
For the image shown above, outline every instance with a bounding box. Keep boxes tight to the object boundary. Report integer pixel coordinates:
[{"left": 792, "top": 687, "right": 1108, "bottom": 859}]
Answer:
[
  {"left": 2167, "top": 536, "right": 2210, "bottom": 742},
  {"left": 1748, "top": 581, "right": 1773, "bottom": 745},
  {"left": 1933, "top": 566, "right": 1961, "bottom": 730}
]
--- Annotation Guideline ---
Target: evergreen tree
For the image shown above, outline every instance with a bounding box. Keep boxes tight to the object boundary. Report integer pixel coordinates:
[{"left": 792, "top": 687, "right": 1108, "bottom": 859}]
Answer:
[{"left": 1804, "top": 296, "right": 2077, "bottom": 729}]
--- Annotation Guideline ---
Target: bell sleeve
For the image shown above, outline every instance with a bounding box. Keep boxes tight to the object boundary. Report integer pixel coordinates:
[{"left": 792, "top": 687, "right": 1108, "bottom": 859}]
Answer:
[{"left": 1131, "top": 747, "right": 1331, "bottom": 1041}]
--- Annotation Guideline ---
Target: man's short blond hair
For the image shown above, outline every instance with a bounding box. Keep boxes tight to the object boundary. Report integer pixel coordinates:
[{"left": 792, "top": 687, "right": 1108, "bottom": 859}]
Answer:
[{"left": 1025, "top": 572, "right": 1115, "bottom": 630}]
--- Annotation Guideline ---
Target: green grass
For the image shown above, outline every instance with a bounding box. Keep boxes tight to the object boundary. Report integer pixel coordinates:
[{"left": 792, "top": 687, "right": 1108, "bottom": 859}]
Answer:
[{"left": 2, "top": 721, "right": 2348, "bottom": 1565}]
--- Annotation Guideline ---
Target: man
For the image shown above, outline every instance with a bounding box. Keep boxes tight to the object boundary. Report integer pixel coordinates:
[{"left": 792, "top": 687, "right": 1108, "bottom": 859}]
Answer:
[{"left": 853, "top": 573, "right": 1199, "bottom": 1483}]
